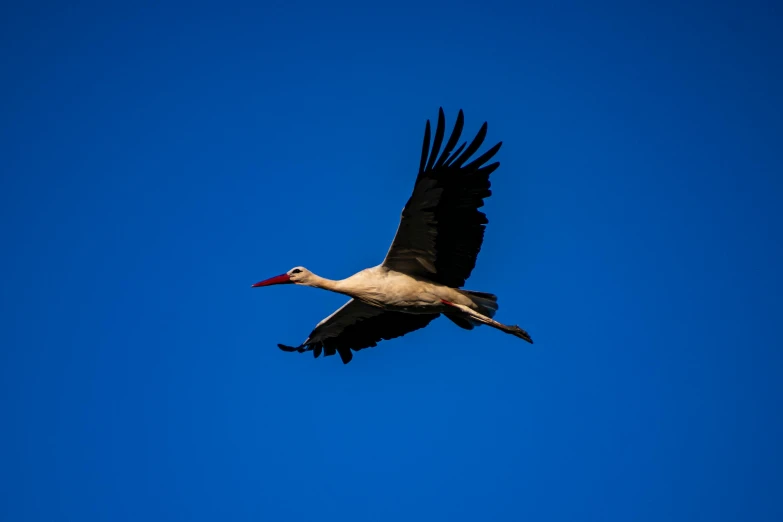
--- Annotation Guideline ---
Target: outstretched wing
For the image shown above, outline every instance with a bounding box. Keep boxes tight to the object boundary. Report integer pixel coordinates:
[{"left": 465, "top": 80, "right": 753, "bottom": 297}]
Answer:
[
  {"left": 278, "top": 299, "right": 439, "bottom": 364},
  {"left": 382, "top": 108, "right": 502, "bottom": 288}
]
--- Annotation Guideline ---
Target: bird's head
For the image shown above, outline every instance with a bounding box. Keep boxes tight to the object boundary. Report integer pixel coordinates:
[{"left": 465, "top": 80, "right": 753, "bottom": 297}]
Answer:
[{"left": 251, "top": 266, "right": 313, "bottom": 288}]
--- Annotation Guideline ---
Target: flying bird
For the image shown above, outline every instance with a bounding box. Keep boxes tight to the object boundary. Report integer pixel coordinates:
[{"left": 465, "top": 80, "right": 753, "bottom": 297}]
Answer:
[{"left": 252, "top": 108, "right": 533, "bottom": 364}]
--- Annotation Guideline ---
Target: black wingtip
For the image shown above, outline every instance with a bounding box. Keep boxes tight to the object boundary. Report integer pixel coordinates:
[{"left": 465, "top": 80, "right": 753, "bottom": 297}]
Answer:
[
  {"left": 450, "top": 121, "right": 489, "bottom": 168},
  {"left": 436, "top": 110, "right": 465, "bottom": 168},
  {"left": 277, "top": 343, "right": 299, "bottom": 352},
  {"left": 419, "top": 119, "right": 431, "bottom": 174},
  {"left": 464, "top": 141, "right": 503, "bottom": 171},
  {"left": 425, "top": 109, "right": 447, "bottom": 172},
  {"left": 337, "top": 347, "right": 353, "bottom": 364}
]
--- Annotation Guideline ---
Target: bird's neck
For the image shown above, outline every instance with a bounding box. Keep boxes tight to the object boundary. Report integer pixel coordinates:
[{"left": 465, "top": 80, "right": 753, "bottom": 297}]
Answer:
[{"left": 306, "top": 274, "right": 353, "bottom": 296}]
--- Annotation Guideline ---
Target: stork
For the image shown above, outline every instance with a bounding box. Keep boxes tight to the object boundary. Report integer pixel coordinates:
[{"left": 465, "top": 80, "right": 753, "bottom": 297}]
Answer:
[{"left": 252, "top": 108, "right": 533, "bottom": 364}]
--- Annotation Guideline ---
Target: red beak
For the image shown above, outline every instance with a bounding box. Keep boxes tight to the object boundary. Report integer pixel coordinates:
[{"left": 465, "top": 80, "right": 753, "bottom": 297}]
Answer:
[{"left": 251, "top": 273, "right": 292, "bottom": 287}]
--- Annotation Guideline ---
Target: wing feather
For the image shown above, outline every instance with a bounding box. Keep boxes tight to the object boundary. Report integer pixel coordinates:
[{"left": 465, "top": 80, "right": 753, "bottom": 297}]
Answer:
[
  {"left": 418, "top": 120, "right": 431, "bottom": 174},
  {"left": 444, "top": 142, "right": 467, "bottom": 167},
  {"left": 425, "top": 108, "right": 446, "bottom": 172},
  {"left": 382, "top": 109, "right": 503, "bottom": 288},
  {"left": 450, "top": 121, "right": 487, "bottom": 168},
  {"left": 278, "top": 299, "right": 439, "bottom": 364},
  {"left": 435, "top": 110, "right": 464, "bottom": 168}
]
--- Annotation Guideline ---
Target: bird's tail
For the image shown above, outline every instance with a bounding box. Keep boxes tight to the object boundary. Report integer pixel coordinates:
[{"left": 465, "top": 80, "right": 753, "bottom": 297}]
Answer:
[{"left": 458, "top": 290, "right": 498, "bottom": 318}]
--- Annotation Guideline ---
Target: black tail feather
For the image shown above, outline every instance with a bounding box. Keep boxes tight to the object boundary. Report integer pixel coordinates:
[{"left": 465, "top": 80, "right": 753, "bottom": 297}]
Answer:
[
  {"left": 459, "top": 290, "right": 498, "bottom": 318},
  {"left": 444, "top": 313, "right": 476, "bottom": 330}
]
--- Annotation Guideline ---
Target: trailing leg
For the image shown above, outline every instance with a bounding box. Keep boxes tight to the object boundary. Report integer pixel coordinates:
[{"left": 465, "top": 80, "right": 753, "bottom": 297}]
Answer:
[{"left": 441, "top": 299, "right": 533, "bottom": 344}]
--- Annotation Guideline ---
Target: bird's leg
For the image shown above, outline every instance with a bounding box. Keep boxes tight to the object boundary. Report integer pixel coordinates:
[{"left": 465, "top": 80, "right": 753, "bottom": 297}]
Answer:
[{"left": 440, "top": 300, "right": 533, "bottom": 344}]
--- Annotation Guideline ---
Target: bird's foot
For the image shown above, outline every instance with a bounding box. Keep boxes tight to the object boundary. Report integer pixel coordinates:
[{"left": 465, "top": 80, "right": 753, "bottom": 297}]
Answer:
[{"left": 509, "top": 326, "right": 534, "bottom": 344}]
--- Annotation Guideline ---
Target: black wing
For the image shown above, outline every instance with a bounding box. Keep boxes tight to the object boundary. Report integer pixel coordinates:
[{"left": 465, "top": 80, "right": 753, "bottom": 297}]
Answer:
[
  {"left": 382, "top": 108, "right": 502, "bottom": 288},
  {"left": 278, "top": 299, "right": 439, "bottom": 364}
]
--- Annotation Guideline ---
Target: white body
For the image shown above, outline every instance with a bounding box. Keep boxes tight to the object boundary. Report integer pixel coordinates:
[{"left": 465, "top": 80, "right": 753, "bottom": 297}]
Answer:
[
  {"left": 287, "top": 265, "right": 531, "bottom": 344},
  {"left": 299, "top": 266, "right": 476, "bottom": 313}
]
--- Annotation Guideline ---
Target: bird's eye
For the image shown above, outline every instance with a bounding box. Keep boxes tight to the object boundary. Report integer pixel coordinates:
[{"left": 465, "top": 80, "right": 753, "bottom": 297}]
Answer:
[{"left": 291, "top": 269, "right": 302, "bottom": 274}]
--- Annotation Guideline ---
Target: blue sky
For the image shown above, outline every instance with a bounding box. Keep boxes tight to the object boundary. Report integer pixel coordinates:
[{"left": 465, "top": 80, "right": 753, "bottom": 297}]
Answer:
[{"left": 1, "top": 1, "right": 782, "bottom": 520}]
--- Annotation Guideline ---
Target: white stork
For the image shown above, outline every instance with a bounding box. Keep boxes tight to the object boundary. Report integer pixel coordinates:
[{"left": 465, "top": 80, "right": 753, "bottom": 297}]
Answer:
[{"left": 252, "top": 108, "right": 533, "bottom": 364}]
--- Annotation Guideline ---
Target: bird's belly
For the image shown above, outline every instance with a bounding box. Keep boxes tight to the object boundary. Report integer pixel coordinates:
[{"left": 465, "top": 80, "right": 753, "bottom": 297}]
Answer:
[
  {"left": 382, "top": 303, "right": 438, "bottom": 314},
  {"left": 354, "top": 275, "right": 462, "bottom": 313},
  {"left": 359, "top": 293, "right": 437, "bottom": 313}
]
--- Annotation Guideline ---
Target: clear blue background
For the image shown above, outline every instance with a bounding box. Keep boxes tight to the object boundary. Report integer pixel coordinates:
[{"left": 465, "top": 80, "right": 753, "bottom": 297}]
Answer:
[{"left": 2, "top": 1, "right": 781, "bottom": 520}]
